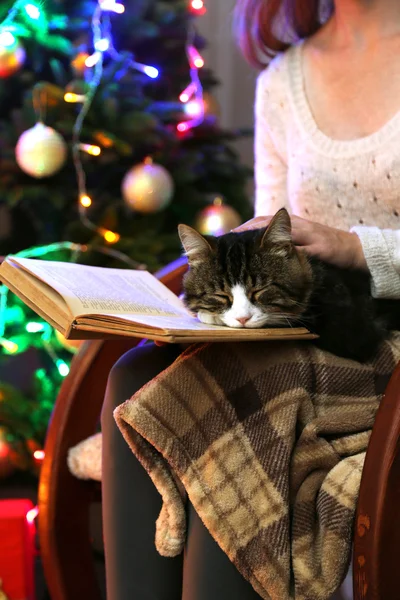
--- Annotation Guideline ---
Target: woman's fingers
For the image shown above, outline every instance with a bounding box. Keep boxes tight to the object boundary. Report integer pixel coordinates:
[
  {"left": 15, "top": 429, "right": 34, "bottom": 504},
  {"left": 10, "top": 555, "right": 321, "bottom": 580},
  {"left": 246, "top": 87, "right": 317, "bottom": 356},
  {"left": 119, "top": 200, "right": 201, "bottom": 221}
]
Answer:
[{"left": 233, "top": 216, "right": 272, "bottom": 232}]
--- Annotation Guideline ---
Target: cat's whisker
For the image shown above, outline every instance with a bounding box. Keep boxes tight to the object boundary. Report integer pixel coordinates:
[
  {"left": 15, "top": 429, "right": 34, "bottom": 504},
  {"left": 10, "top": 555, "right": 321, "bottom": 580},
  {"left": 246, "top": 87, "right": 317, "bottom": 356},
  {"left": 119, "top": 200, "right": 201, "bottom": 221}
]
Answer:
[{"left": 283, "top": 317, "right": 294, "bottom": 329}]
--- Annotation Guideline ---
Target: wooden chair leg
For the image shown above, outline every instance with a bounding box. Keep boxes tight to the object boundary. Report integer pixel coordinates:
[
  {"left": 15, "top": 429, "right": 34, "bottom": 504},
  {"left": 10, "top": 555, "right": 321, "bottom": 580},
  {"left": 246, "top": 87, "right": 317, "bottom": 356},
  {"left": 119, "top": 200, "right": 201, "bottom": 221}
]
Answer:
[
  {"left": 353, "top": 361, "right": 400, "bottom": 600},
  {"left": 38, "top": 339, "right": 136, "bottom": 600}
]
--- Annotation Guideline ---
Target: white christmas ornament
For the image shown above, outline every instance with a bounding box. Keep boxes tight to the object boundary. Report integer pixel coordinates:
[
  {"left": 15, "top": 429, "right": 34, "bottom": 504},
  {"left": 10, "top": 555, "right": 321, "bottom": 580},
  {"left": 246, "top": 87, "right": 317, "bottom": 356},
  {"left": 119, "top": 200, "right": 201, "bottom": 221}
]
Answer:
[
  {"left": 15, "top": 122, "right": 67, "bottom": 178},
  {"left": 121, "top": 161, "right": 174, "bottom": 213}
]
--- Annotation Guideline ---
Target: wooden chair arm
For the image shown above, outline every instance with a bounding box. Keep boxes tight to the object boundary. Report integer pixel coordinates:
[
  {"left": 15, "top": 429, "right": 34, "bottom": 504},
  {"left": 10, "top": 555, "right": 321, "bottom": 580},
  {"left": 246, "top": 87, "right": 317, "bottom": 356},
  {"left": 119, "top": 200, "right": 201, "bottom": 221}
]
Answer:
[
  {"left": 155, "top": 256, "right": 188, "bottom": 295},
  {"left": 353, "top": 360, "right": 400, "bottom": 600}
]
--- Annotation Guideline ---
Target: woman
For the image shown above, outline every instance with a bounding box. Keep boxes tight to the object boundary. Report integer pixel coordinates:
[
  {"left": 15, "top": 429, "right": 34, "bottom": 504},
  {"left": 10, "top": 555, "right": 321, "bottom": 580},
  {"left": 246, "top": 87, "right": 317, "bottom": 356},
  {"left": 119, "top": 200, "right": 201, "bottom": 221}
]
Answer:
[{"left": 102, "top": 1, "right": 400, "bottom": 598}]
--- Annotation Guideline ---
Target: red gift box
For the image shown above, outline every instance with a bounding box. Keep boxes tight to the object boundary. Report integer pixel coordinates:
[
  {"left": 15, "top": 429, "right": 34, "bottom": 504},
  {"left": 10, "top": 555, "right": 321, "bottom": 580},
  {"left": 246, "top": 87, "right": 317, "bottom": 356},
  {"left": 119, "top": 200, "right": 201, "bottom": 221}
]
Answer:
[{"left": 0, "top": 499, "right": 36, "bottom": 600}]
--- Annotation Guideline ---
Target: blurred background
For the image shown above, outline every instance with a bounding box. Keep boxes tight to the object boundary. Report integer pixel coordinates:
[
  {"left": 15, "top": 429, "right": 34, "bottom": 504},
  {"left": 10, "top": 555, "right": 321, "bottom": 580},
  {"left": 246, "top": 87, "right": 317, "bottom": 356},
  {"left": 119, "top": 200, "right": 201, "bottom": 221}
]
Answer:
[{"left": 0, "top": 2, "right": 257, "bottom": 597}]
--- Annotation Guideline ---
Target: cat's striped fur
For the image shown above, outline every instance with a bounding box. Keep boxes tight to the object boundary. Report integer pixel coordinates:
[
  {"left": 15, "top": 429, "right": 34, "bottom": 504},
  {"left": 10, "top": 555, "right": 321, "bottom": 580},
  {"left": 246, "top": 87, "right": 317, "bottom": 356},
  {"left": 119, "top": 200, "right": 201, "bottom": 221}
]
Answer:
[{"left": 178, "top": 209, "right": 400, "bottom": 362}]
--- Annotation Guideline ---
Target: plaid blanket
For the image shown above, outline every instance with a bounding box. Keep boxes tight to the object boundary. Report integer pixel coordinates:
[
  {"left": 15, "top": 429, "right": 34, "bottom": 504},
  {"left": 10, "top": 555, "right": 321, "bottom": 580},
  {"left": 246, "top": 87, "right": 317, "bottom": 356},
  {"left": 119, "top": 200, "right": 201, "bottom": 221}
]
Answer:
[{"left": 115, "top": 335, "right": 400, "bottom": 600}]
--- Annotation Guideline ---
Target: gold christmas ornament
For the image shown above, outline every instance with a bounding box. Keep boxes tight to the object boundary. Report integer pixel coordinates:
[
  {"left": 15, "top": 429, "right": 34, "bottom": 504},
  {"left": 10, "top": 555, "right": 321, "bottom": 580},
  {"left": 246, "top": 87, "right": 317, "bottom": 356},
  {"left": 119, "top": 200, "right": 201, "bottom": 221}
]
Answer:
[
  {"left": 195, "top": 197, "right": 242, "bottom": 236},
  {"left": 0, "top": 33, "right": 25, "bottom": 78},
  {"left": 121, "top": 159, "right": 174, "bottom": 213},
  {"left": 15, "top": 122, "right": 67, "bottom": 178},
  {"left": 55, "top": 329, "right": 82, "bottom": 353}
]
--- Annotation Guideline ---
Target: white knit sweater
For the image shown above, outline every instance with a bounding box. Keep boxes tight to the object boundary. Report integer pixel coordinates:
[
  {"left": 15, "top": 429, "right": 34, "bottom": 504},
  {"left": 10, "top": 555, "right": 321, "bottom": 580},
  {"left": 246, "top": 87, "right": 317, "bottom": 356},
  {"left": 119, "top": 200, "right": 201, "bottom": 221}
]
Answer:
[{"left": 254, "top": 42, "right": 400, "bottom": 299}]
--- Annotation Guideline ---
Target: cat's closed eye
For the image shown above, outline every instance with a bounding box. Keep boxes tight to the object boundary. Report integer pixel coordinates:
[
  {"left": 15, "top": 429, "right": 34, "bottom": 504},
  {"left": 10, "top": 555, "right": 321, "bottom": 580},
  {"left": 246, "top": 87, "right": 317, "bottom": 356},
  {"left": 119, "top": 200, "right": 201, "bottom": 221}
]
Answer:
[
  {"left": 251, "top": 287, "right": 270, "bottom": 302},
  {"left": 213, "top": 293, "right": 231, "bottom": 302}
]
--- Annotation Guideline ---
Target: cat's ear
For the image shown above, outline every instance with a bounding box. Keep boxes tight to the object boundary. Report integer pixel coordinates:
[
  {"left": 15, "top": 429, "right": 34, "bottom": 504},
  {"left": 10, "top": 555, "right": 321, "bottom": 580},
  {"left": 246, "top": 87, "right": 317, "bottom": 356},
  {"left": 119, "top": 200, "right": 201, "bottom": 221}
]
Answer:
[
  {"left": 178, "top": 224, "right": 213, "bottom": 266},
  {"left": 260, "top": 208, "right": 292, "bottom": 250}
]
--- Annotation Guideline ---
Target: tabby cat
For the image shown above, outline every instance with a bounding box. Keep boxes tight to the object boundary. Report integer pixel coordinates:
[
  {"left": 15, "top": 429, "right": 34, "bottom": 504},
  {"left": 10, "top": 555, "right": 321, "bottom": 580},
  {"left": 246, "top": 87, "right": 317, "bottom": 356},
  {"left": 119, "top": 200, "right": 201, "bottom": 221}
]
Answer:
[{"left": 178, "top": 209, "right": 400, "bottom": 362}]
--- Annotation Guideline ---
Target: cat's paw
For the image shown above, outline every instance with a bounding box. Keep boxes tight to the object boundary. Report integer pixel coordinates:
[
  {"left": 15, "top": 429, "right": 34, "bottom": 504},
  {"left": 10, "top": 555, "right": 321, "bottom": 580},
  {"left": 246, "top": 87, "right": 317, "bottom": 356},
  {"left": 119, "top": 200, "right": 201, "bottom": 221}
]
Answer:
[{"left": 197, "top": 310, "right": 223, "bottom": 326}]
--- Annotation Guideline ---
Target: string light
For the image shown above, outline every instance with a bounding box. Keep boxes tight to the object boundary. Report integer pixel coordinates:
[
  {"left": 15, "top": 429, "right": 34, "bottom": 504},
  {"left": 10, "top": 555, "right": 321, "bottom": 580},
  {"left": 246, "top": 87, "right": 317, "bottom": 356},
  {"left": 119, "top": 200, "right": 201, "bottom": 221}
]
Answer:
[
  {"left": 26, "top": 506, "right": 39, "bottom": 523},
  {"left": 24, "top": 3, "right": 40, "bottom": 20},
  {"left": 94, "top": 37, "right": 110, "bottom": 52},
  {"left": 0, "top": 31, "right": 16, "bottom": 48},
  {"left": 26, "top": 322, "right": 45, "bottom": 333},
  {"left": 187, "top": 45, "right": 204, "bottom": 69},
  {"left": 190, "top": 0, "right": 206, "bottom": 14},
  {"left": 137, "top": 63, "right": 159, "bottom": 79},
  {"left": 0, "top": 0, "right": 207, "bottom": 244},
  {"left": 85, "top": 50, "right": 101, "bottom": 68},
  {"left": 177, "top": 122, "right": 190, "bottom": 133},
  {"left": 64, "top": 92, "right": 86, "bottom": 103},
  {"left": 80, "top": 194, "right": 93, "bottom": 207},
  {"left": 0, "top": 337, "right": 19, "bottom": 354},
  {"left": 79, "top": 143, "right": 101, "bottom": 156},
  {"left": 183, "top": 99, "right": 203, "bottom": 118},
  {"left": 100, "top": 0, "right": 125, "bottom": 13},
  {"left": 177, "top": 6, "right": 206, "bottom": 133},
  {"left": 179, "top": 82, "right": 196, "bottom": 103},
  {"left": 56, "top": 359, "right": 69, "bottom": 377},
  {"left": 70, "top": 0, "right": 161, "bottom": 244},
  {"left": 103, "top": 230, "right": 120, "bottom": 244}
]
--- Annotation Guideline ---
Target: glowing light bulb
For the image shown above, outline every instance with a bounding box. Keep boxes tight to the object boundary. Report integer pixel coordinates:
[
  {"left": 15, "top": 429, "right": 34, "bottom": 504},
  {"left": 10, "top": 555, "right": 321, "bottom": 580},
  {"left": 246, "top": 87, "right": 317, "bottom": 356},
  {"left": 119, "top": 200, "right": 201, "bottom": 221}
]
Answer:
[
  {"left": 85, "top": 52, "right": 101, "bottom": 68},
  {"left": 80, "top": 194, "right": 92, "bottom": 208},
  {"left": 0, "top": 31, "right": 16, "bottom": 48},
  {"left": 184, "top": 100, "right": 203, "bottom": 118},
  {"left": 64, "top": 92, "right": 86, "bottom": 103},
  {"left": 79, "top": 143, "right": 101, "bottom": 156},
  {"left": 177, "top": 122, "right": 190, "bottom": 133},
  {"left": 188, "top": 46, "right": 204, "bottom": 69},
  {"left": 103, "top": 230, "right": 120, "bottom": 244},
  {"left": 100, "top": 0, "right": 125, "bottom": 13},
  {"left": 33, "top": 450, "right": 45, "bottom": 461},
  {"left": 26, "top": 322, "right": 45, "bottom": 333},
  {"left": 179, "top": 82, "right": 196, "bottom": 103},
  {"left": 95, "top": 38, "right": 110, "bottom": 52},
  {"left": 26, "top": 506, "right": 39, "bottom": 523},
  {"left": 143, "top": 65, "right": 159, "bottom": 79},
  {"left": 0, "top": 338, "right": 19, "bottom": 353},
  {"left": 56, "top": 359, "right": 70, "bottom": 377},
  {"left": 24, "top": 3, "right": 41, "bottom": 19},
  {"left": 191, "top": 0, "right": 204, "bottom": 9}
]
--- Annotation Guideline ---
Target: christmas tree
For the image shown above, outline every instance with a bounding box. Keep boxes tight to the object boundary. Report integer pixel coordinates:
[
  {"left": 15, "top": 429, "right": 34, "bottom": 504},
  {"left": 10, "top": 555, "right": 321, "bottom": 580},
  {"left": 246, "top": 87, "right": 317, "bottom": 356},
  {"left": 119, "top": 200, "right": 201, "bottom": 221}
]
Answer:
[{"left": 0, "top": 0, "right": 253, "bottom": 476}]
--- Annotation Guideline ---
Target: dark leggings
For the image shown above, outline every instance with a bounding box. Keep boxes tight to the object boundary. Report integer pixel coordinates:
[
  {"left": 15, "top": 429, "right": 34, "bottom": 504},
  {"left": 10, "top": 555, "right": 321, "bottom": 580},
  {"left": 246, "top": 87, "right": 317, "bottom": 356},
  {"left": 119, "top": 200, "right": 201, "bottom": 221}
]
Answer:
[{"left": 101, "top": 342, "right": 262, "bottom": 600}]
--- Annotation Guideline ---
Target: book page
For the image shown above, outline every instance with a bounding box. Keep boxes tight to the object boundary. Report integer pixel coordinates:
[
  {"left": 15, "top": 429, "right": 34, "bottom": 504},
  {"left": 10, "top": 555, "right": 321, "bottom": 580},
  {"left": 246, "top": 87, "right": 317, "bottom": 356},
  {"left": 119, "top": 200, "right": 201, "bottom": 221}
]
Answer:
[{"left": 11, "top": 258, "right": 190, "bottom": 318}]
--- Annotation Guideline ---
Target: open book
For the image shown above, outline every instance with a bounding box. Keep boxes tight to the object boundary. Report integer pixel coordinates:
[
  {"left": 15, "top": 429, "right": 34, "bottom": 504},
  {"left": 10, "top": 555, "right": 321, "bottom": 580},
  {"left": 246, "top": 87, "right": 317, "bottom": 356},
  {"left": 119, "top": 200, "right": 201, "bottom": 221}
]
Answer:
[{"left": 0, "top": 257, "right": 318, "bottom": 343}]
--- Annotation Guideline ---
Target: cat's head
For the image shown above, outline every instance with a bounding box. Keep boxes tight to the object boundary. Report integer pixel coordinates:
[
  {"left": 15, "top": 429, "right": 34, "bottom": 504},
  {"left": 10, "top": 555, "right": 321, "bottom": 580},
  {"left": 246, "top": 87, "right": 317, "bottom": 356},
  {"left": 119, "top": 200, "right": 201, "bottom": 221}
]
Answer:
[{"left": 178, "top": 208, "right": 313, "bottom": 328}]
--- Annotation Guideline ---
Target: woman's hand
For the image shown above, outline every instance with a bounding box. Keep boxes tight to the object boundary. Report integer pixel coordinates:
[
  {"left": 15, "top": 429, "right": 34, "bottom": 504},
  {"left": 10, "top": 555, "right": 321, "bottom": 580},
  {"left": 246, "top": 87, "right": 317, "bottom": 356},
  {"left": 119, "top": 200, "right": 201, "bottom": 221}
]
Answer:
[{"left": 235, "top": 215, "right": 368, "bottom": 271}]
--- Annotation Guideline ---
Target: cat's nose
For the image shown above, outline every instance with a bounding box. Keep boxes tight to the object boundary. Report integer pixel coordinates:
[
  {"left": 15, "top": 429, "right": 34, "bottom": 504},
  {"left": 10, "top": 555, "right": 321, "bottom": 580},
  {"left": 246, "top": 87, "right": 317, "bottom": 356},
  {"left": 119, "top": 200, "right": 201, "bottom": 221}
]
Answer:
[{"left": 237, "top": 316, "right": 251, "bottom": 326}]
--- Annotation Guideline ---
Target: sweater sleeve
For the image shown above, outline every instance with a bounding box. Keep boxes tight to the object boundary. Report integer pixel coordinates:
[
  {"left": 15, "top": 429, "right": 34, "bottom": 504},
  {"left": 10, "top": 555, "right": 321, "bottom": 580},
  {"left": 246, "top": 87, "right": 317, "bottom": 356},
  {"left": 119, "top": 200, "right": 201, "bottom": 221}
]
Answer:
[
  {"left": 350, "top": 226, "right": 400, "bottom": 299},
  {"left": 254, "top": 68, "right": 288, "bottom": 217}
]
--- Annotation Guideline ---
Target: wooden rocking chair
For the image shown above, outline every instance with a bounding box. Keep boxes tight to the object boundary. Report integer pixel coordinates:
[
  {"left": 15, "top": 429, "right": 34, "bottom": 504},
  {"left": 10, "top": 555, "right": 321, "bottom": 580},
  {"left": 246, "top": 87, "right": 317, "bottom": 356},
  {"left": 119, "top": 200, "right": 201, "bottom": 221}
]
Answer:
[{"left": 36, "top": 256, "right": 400, "bottom": 600}]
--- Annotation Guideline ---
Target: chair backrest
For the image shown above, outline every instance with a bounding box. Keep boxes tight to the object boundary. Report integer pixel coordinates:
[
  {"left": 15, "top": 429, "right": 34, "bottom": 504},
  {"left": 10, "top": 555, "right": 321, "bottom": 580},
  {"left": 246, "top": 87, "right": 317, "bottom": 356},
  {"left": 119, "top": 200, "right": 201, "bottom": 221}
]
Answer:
[
  {"left": 37, "top": 256, "right": 188, "bottom": 600},
  {"left": 353, "top": 360, "right": 400, "bottom": 600}
]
